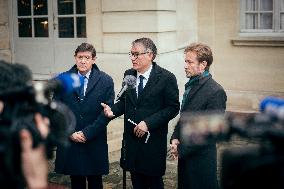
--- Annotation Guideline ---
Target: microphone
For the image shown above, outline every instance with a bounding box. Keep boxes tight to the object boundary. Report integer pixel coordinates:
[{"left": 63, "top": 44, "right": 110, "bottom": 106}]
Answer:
[
  {"left": 259, "top": 96, "right": 284, "bottom": 120},
  {"left": 34, "top": 73, "right": 84, "bottom": 104},
  {"left": 47, "top": 73, "right": 83, "bottom": 94},
  {"left": 115, "top": 75, "right": 136, "bottom": 102}
]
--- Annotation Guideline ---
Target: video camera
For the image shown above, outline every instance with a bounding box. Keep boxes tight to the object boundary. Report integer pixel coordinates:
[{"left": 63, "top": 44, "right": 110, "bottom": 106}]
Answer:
[
  {"left": 0, "top": 66, "right": 82, "bottom": 188},
  {"left": 180, "top": 96, "right": 284, "bottom": 189}
]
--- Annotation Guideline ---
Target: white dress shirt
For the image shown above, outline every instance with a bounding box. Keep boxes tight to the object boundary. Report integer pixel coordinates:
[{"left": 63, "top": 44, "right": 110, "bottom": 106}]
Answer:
[{"left": 136, "top": 65, "right": 152, "bottom": 97}]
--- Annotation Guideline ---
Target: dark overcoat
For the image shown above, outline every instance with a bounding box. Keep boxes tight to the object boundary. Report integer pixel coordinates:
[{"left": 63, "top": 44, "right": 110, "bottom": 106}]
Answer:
[
  {"left": 54, "top": 64, "right": 114, "bottom": 175},
  {"left": 112, "top": 62, "right": 180, "bottom": 176},
  {"left": 171, "top": 74, "right": 227, "bottom": 189}
]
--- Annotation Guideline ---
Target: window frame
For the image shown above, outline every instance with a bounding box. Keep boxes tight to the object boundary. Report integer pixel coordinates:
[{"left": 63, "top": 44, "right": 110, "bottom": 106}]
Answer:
[
  {"left": 240, "top": 0, "right": 284, "bottom": 37},
  {"left": 56, "top": 0, "right": 87, "bottom": 38}
]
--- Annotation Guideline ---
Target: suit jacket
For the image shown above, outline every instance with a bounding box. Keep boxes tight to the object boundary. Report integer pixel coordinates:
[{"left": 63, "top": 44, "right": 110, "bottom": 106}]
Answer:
[
  {"left": 54, "top": 64, "right": 114, "bottom": 175},
  {"left": 171, "top": 74, "right": 227, "bottom": 189},
  {"left": 112, "top": 62, "right": 180, "bottom": 176}
]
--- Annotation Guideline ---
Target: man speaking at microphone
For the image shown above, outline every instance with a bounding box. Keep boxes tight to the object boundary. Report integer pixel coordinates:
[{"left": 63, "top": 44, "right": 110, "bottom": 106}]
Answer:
[
  {"left": 54, "top": 43, "right": 114, "bottom": 189},
  {"left": 101, "top": 37, "right": 180, "bottom": 189}
]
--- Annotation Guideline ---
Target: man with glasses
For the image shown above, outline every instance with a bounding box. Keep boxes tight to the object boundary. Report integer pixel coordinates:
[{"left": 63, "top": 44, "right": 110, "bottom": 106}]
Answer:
[
  {"left": 54, "top": 43, "right": 114, "bottom": 189},
  {"left": 101, "top": 38, "right": 180, "bottom": 189}
]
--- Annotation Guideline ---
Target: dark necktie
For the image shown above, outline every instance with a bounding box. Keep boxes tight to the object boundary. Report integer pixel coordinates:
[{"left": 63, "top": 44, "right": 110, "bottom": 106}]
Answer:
[{"left": 138, "top": 75, "right": 144, "bottom": 97}]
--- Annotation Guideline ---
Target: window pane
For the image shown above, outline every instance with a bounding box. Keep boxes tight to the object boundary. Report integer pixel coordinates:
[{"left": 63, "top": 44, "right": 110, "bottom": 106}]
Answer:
[
  {"left": 260, "top": 0, "right": 273, "bottom": 11},
  {"left": 58, "top": 17, "right": 74, "bottom": 38},
  {"left": 260, "top": 13, "right": 272, "bottom": 29},
  {"left": 58, "top": 0, "right": 74, "bottom": 15},
  {"left": 77, "top": 17, "right": 86, "bottom": 38},
  {"left": 18, "top": 18, "right": 32, "bottom": 37},
  {"left": 18, "top": 0, "right": 31, "bottom": 16},
  {"left": 33, "top": 0, "right": 47, "bottom": 15},
  {"left": 76, "top": 0, "right": 85, "bottom": 14},
  {"left": 281, "top": 14, "right": 284, "bottom": 29},
  {"left": 246, "top": 13, "right": 258, "bottom": 29},
  {"left": 246, "top": 0, "right": 257, "bottom": 11},
  {"left": 34, "top": 17, "right": 48, "bottom": 37}
]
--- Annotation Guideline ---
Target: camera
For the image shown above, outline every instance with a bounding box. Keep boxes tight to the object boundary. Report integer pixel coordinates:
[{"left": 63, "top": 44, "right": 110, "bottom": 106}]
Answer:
[
  {"left": 0, "top": 62, "right": 80, "bottom": 188},
  {"left": 179, "top": 97, "right": 284, "bottom": 189}
]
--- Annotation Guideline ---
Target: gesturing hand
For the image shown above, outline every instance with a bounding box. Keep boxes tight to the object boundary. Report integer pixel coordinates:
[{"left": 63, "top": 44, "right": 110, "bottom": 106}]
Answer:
[
  {"left": 20, "top": 113, "right": 50, "bottom": 189},
  {"left": 101, "top": 103, "right": 115, "bottom": 118}
]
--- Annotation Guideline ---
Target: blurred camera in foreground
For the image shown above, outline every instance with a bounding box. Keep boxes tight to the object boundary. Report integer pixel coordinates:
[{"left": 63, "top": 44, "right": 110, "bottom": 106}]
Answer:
[
  {"left": 180, "top": 97, "right": 284, "bottom": 189},
  {"left": 0, "top": 61, "right": 81, "bottom": 188}
]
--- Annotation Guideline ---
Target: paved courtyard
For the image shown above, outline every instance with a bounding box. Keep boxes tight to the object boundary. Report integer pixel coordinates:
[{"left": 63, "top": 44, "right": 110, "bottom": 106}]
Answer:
[{"left": 48, "top": 160, "right": 178, "bottom": 189}]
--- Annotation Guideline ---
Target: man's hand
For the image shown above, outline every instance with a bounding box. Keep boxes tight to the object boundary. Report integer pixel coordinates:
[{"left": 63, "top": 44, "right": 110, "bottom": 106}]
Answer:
[
  {"left": 70, "top": 131, "right": 86, "bottom": 143},
  {"left": 169, "top": 139, "right": 180, "bottom": 160},
  {"left": 134, "top": 121, "right": 148, "bottom": 138},
  {"left": 20, "top": 113, "right": 49, "bottom": 189},
  {"left": 101, "top": 103, "right": 115, "bottom": 118}
]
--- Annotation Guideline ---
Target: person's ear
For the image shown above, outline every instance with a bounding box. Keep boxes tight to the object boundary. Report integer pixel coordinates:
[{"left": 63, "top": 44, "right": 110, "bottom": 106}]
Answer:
[
  {"left": 201, "top": 61, "right": 207, "bottom": 70},
  {"left": 147, "top": 52, "right": 154, "bottom": 61}
]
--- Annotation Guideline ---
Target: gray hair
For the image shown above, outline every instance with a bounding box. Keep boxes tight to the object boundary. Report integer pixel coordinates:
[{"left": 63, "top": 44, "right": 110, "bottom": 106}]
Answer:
[{"left": 132, "top": 38, "right": 157, "bottom": 61}]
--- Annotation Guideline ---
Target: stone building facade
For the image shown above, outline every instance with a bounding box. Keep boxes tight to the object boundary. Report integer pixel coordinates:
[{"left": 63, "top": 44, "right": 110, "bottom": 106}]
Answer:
[{"left": 1, "top": 0, "right": 284, "bottom": 163}]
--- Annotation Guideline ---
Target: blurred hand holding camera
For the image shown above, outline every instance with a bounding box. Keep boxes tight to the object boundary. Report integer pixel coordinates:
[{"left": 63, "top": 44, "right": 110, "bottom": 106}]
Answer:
[{"left": 20, "top": 113, "right": 50, "bottom": 189}]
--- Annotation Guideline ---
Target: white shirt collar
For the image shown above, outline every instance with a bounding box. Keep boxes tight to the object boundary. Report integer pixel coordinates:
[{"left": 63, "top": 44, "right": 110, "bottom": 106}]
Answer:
[
  {"left": 78, "top": 70, "right": 91, "bottom": 79},
  {"left": 137, "top": 64, "right": 152, "bottom": 81}
]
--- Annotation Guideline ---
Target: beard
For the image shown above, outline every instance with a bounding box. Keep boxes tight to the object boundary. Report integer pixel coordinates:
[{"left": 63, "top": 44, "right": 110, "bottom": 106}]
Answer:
[{"left": 185, "top": 71, "right": 191, "bottom": 78}]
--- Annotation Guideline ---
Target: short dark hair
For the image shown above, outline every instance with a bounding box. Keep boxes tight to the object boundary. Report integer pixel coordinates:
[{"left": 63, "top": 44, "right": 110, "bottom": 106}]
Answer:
[
  {"left": 184, "top": 43, "right": 213, "bottom": 71},
  {"left": 0, "top": 61, "right": 32, "bottom": 93},
  {"left": 132, "top": 38, "right": 157, "bottom": 61},
  {"left": 74, "top": 43, "right": 96, "bottom": 58}
]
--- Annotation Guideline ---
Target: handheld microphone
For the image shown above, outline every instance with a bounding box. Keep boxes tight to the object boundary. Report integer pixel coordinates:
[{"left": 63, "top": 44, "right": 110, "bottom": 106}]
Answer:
[
  {"left": 47, "top": 73, "right": 83, "bottom": 94},
  {"left": 259, "top": 96, "right": 284, "bottom": 120},
  {"left": 115, "top": 75, "right": 136, "bottom": 102},
  {"left": 34, "top": 73, "right": 83, "bottom": 104}
]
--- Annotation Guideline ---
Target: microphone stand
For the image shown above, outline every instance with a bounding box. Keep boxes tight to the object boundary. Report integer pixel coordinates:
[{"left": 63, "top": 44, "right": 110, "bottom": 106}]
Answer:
[
  {"left": 115, "top": 91, "right": 127, "bottom": 189},
  {"left": 114, "top": 92, "right": 127, "bottom": 189}
]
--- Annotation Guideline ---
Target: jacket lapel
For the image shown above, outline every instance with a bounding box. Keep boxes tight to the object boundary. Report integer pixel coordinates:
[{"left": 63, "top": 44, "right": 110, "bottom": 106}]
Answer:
[
  {"left": 184, "top": 75, "right": 211, "bottom": 107},
  {"left": 137, "top": 63, "right": 161, "bottom": 104},
  {"left": 85, "top": 66, "right": 100, "bottom": 96}
]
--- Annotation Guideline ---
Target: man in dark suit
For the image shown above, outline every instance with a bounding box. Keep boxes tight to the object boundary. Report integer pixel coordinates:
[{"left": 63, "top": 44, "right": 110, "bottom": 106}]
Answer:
[
  {"left": 54, "top": 43, "right": 114, "bottom": 189},
  {"left": 101, "top": 37, "right": 180, "bottom": 189},
  {"left": 170, "top": 43, "right": 227, "bottom": 189}
]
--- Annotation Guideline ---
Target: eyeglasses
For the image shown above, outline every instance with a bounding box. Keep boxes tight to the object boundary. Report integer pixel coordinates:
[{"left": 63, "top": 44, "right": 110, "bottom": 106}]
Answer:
[
  {"left": 76, "top": 55, "right": 92, "bottom": 61},
  {"left": 128, "top": 52, "right": 149, "bottom": 60}
]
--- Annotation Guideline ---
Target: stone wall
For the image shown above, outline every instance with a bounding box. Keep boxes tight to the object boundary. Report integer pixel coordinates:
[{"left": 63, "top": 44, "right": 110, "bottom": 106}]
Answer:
[
  {"left": 198, "top": 0, "right": 284, "bottom": 112},
  {"left": 0, "top": 0, "right": 11, "bottom": 62}
]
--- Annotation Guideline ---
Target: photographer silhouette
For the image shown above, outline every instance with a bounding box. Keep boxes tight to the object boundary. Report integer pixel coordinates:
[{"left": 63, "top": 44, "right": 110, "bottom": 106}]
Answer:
[{"left": 0, "top": 60, "right": 69, "bottom": 189}]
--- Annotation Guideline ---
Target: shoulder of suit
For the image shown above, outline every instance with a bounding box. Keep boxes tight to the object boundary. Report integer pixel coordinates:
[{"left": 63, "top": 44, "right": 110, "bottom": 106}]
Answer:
[
  {"left": 97, "top": 70, "right": 114, "bottom": 83},
  {"left": 206, "top": 77, "right": 225, "bottom": 92},
  {"left": 67, "top": 65, "right": 78, "bottom": 73},
  {"left": 155, "top": 64, "right": 176, "bottom": 79}
]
